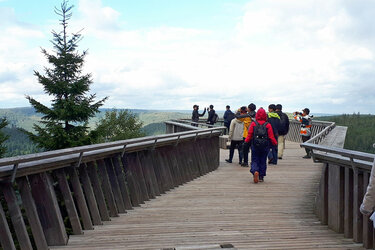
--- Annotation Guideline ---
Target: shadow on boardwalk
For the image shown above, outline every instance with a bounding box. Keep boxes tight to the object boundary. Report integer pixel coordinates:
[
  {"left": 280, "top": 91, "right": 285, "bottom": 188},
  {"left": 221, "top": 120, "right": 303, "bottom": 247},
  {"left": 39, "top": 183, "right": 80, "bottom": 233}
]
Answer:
[{"left": 53, "top": 141, "right": 363, "bottom": 250}]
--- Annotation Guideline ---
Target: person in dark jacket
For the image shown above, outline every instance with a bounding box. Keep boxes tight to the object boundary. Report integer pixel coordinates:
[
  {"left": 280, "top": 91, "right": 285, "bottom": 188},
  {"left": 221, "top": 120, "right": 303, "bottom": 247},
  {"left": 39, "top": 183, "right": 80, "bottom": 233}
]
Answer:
[
  {"left": 206, "top": 104, "right": 216, "bottom": 125},
  {"left": 223, "top": 105, "right": 235, "bottom": 131},
  {"left": 244, "top": 108, "right": 278, "bottom": 183},
  {"left": 191, "top": 105, "right": 206, "bottom": 126},
  {"left": 275, "top": 104, "right": 289, "bottom": 159},
  {"left": 241, "top": 103, "right": 256, "bottom": 167},
  {"left": 267, "top": 104, "right": 280, "bottom": 165}
]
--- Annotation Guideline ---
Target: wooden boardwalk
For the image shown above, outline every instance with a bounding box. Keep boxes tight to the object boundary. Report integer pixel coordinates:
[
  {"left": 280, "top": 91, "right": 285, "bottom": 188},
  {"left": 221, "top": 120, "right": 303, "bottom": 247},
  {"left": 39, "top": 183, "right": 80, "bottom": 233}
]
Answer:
[{"left": 53, "top": 142, "right": 363, "bottom": 249}]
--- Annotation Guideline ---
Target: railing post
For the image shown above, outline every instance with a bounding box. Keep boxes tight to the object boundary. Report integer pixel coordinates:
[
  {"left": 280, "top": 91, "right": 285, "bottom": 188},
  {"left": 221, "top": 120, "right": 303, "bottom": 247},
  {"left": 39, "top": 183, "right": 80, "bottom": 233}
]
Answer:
[{"left": 353, "top": 167, "right": 364, "bottom": 243}]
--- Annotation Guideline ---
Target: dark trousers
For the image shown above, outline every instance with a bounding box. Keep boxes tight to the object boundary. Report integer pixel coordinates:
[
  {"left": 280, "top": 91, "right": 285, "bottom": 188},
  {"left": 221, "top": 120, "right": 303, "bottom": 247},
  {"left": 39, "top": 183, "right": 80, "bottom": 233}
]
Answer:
[
  {"left": 250, "top": 145, "right": 269, "bottom": 178},
  {"left": 267, "top": 136, "right": 278, "bottom": 164},
  {"left": 243, "top": 140, "right": 250, "bottom": 164},
  {"left": 302, "top": 135, "right": 311, "bottom": 156},
  {"left": 229, "top": 140, "right": 243, "bottom": 162}
]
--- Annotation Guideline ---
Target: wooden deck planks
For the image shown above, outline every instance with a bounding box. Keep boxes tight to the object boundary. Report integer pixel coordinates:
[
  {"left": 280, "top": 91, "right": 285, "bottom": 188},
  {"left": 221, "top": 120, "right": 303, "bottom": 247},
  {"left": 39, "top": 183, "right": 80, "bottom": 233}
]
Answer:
[{"left": 52, "top": 142, "right": 363, "bottom": 249}]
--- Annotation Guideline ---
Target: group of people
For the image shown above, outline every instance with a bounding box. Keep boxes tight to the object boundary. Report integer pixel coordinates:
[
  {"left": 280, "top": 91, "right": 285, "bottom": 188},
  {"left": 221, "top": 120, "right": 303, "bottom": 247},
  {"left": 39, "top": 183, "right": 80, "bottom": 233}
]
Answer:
[
  {"left": 192, "top": 103, "right": 313, "bottom": 184},
  {"left": 192, "top": 104, "right": 218, "bottom": 126}
]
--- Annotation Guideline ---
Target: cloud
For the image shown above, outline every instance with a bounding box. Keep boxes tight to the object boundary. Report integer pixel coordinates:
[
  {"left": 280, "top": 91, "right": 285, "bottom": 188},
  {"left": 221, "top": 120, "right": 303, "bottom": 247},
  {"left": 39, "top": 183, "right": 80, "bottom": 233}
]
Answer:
[{"left": 1, "top": 0, "right": 375, "bottom": 114}]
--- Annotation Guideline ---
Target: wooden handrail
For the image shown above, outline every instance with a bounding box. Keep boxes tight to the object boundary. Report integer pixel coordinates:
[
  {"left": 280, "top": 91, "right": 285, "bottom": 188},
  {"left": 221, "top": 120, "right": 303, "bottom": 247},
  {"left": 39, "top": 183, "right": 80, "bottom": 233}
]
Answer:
[{"left": 0, "top": 127, "right": 225, "bottom": 168}]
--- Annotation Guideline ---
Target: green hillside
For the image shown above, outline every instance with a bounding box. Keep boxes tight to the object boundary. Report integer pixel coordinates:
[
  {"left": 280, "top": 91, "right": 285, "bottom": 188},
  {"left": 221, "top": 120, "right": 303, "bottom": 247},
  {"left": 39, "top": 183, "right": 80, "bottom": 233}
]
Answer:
[
  {"left": 317, "top": 114, "right": 375, "bottom": 154},
  {"left": 0, "top": 107, "right": 191, "bottom": 157}
]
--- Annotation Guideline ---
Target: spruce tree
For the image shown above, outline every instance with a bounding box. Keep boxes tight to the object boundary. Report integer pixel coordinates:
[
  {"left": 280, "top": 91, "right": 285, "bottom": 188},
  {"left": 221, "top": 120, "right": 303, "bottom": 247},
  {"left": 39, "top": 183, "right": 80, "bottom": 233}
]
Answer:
[
  {"left": 0, "top": 118, "right": 9, "bottom": 157},
  {"left": 26, "top": 0, "right": 107, "bottom": 150}
]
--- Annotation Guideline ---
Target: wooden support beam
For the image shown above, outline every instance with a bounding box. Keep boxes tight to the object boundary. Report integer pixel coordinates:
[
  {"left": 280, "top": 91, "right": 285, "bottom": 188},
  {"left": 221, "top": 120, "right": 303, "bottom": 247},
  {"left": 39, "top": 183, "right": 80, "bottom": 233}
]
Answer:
[
  {"left": 17, "top": 177, "right": 48, "bottom": 250},
  {"left": 86, "top": 161, "right": 110, "bottom": 221},
  {"left": 104, "top": 158, "right": 126, "bottom": 213},
  {"left": 79, "top": 164, "right": 102, "bottom": 225},
  {"left": 67, "top": 167, "right": 93, "bottom": 230},
  {"left": 0, "top": 200, "right": 16, "bottom": 250},
  {"left": 1, "top": 182, "right": 33, "bottom": 249},
  {"left": 28, "top": 172, "right": 68, "bottom": 246},
  {"left": 97, "top": 159, "right": 118, "bottom": 217},
  {"left": 54, "top": 168, "right": 83, "bottom": 235},
  {"left": 111, "top": 156, "right": 133, "bottom": 210}
]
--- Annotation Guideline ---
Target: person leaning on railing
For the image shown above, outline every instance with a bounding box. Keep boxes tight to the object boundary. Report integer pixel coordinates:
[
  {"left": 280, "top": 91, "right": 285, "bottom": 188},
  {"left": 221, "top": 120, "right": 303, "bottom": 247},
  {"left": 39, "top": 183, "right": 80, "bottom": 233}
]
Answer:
[
  {"left": 294, "top": 108, "right": 313, "bottom": 159},
  {"left": 360, "top": 154, "right": 375, "bottom": 217}
]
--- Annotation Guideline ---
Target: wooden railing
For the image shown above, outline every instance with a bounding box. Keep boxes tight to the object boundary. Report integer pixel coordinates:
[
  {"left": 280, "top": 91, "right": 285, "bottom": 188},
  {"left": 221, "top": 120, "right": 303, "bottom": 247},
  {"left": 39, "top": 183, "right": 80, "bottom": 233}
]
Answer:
[
  {"left": 300, "top": 121, "right": 375, "bottom": 248},
  {"left": 0, "top": 123, "right": 224, "bottom": 249}
]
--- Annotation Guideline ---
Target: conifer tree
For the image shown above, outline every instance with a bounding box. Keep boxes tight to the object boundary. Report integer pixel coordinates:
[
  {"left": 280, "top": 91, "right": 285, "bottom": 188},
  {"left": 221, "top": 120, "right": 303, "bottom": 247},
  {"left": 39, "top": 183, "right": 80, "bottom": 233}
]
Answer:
[
  {"left": 26, "top": 0, "right": 107, "bottom": 150},
  {"left": 0, "top": 118, "right": 9, "bottom": 157}
]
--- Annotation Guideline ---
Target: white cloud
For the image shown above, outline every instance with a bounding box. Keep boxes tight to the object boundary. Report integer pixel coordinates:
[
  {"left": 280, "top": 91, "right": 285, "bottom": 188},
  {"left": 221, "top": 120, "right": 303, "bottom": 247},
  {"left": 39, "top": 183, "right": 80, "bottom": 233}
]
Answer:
[{"left": 1, "top": 0, "right": 375, "bottom": 114}]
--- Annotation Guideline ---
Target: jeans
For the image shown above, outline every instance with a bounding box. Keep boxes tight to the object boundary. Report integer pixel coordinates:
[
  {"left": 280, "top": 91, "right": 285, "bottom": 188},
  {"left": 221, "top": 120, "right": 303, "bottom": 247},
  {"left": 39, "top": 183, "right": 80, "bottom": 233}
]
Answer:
[
  {"left": 267, "top": 136, "right": 278, "bottom": 164},
  {"left": 250, "top": 145, "right": 269, "bottom": 178}
]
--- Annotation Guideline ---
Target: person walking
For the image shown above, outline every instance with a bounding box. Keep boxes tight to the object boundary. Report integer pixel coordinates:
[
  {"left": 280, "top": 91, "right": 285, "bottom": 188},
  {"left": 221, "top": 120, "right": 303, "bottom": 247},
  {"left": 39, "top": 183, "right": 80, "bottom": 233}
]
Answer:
[
  {"left": 275, "top": 104, "right": 290, "bottom": 160},
  {"left": 191, "top": 105, "right": 206, "bottom": 126},
  {"left": 244, "top": 108, "right": 278, "bottom": 183},
  {"left": 225, "top": 107, "right": 246, "bottom": 164},
  {"left": 223, "top": 105, "right": 235, "bottom": 132},
  {"left": 294, "top": 108, "right": 313, "bottom": 158},
  {"left": 267, "top": 104, "right": 280, "bottom": 165}
]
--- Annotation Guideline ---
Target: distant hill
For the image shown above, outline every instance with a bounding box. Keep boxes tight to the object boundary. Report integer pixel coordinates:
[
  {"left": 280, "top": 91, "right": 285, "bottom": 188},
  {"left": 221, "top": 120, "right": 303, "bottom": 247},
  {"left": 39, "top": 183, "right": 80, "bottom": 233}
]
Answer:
[{"left": 0, "top": 107, "right": 191, "bottom": 157}]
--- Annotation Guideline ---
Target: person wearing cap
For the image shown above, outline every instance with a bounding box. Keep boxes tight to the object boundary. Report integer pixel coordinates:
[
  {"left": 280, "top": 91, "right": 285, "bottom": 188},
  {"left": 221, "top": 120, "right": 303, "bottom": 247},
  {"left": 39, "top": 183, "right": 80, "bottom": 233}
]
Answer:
[
  {"left": 275, "top": 104, "right": 290, "bottom": 160},
  {"left": 191, "top": 104, "right": 206, "bottom": 126},
  {"left": 294, "top": 108, "right": 313, "bottom": 158},
  {"left": 267, "top": 104, "right": 280, "bottom": 165}
]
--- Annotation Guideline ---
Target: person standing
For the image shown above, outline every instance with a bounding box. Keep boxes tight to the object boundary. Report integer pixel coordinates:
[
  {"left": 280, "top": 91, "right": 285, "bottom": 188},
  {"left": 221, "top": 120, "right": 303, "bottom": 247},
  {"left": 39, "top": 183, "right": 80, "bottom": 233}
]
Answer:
[
  {"left": 223, "top": 105, "right": 235, "bottom": 132},
  {"left": 267, "top": 104, "right": 280, "bottom": 165},
  {"left": 294, "top": 108, "right": 313, "bottom": 158},
  {"left": 191, "top": 105, "right": 206, "bottom": 126},
  {"left": 225, "top": 107, "right": 246, "bottom": 164},
  {"left": 244, "top": 108, "right": 277, "bottom": 183},
  {"left": 275, "top": 104, "right": 290, "bottom": 160},
  {"left": 206, "top": 104, "right": 216, "bottom": 126},
  {"left": 238, "top": 103, "right": 256, "bottom": 167}
]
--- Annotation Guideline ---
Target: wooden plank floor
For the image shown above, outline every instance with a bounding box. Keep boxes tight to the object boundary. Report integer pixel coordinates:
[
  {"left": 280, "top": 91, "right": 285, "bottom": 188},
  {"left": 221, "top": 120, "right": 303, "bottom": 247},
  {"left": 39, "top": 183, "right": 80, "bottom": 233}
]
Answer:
[{"left": 53, "top": 142, "right": 363, "bottom": 249}]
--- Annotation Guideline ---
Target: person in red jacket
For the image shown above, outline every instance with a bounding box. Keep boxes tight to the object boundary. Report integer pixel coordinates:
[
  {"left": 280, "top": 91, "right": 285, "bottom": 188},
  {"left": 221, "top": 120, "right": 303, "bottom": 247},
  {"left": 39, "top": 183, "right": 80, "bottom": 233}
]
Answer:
[{"left": 244, "top": 108, "right": 278, "bottom": 183}]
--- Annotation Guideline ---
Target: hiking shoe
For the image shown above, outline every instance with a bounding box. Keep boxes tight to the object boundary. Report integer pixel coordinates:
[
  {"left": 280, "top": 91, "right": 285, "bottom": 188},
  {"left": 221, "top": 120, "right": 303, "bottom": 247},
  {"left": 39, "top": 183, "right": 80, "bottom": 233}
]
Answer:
[
  {"left": 241, "top": 163, "right": 249, "bottom": 167},
  {"left": 302, "top": 155, "right": 311, "bottom": 159},
  {"left": 259, "top": 177, "right": 264, "bottom": 182},
  {"left": 225, "top": 159, "right": 232, "bottom": 163},
  {"left": 268, "top": 159, "right": 273, "bottom": 164},
  {"left": 253, "top": 171, "right": 259, "bottom": 183},
  {"left": 278, "top": 157, "right": 282, "bottom": 160}
]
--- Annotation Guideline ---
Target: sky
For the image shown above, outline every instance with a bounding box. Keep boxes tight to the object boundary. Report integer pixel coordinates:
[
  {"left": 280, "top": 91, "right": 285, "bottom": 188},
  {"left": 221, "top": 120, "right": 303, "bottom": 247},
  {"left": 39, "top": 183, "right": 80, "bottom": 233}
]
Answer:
[{"left": 1, "top": 0, "right": 375, "bottom": 114}]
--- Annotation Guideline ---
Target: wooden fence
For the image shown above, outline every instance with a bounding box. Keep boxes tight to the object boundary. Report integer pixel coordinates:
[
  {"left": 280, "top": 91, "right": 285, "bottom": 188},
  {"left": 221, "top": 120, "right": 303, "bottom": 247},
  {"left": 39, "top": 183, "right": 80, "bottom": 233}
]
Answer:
[
  {"left": 298, "top": 120, "right": 375, "bottom": 249},
  {"left": 0, "top": 125, "right": 224, "bottom": 249}
]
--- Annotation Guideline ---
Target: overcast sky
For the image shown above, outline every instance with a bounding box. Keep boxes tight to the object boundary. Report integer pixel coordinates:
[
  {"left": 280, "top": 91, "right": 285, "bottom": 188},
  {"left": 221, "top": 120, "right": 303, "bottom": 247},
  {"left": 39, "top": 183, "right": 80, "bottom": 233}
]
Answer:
[{"left": 1, "top": 0, "right": 375, "bottom": 114}]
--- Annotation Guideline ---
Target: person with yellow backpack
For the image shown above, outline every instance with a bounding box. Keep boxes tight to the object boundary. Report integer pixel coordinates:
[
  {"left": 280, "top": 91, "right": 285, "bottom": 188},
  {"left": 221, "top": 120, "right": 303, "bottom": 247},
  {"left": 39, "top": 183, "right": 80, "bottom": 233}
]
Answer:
[{"left": 237, "top": 103, "right": 256, "bottom": 167}]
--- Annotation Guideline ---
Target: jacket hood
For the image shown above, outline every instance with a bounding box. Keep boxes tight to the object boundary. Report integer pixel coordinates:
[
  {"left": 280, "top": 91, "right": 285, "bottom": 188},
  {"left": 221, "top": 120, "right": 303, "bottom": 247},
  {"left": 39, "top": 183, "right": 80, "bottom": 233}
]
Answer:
[
  {"left": 268, "top": 112, "right": 280, "bottom": 119},
  {"left": 256, "top": 108, "right": 267, "bottom": 122},
  {"left": 234, "top": 118, "right": 244, "bottom": 123}
]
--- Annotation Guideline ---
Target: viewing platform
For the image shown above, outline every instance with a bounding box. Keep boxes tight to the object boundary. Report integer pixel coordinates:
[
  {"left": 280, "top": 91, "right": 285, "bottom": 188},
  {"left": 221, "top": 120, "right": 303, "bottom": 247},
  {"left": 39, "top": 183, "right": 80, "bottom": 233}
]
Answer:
[
  {"left": 51, "top": 142, "right": 363, "bottom": 249},
  {"left": 0, "top": 119, "right": 374, "bottom": 249}
]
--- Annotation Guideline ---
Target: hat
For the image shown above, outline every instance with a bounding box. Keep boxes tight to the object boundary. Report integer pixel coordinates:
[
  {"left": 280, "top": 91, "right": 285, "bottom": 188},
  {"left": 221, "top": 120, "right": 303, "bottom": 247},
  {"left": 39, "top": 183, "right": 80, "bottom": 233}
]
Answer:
[
  {"left": 193, "top": 104, "right": 199, "bottom": 108},
  {"left": 302, "top": 108, "right": 310, "bottom": 115}
]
